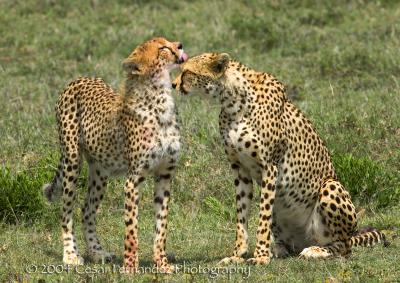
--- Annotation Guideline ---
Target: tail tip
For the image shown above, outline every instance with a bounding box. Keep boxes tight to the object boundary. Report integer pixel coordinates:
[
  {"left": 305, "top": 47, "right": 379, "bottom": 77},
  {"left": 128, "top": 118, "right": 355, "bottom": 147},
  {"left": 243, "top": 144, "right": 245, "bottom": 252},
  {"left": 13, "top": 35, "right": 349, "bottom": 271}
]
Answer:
[{"left": 43, "top": 183, "right": 57, "bottom": 202}]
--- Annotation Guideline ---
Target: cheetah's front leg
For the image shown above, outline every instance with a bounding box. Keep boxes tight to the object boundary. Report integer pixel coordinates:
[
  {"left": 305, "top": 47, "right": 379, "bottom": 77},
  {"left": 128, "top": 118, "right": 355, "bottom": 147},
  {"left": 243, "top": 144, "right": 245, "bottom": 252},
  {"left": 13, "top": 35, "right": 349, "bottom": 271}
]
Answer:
[
  {"left": 123, "top": 173, "right": 144, "bottom": 273},
  {"left": 219, "top": 164, "right": 253, "bottom": 265},
  {"left": 153, "top": 173, "right": 174, "bottom": 273},
  {"left": 247, "top": 166, "right": 277, "bottom": 265}
]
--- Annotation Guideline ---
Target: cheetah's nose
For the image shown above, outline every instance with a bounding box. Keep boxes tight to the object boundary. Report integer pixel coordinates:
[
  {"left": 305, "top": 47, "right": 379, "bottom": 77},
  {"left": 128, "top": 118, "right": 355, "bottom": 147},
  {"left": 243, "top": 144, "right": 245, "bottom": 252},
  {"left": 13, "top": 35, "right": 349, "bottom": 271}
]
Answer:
[{"left": 172, "top": 82, "right": 177, "bottom": 89}]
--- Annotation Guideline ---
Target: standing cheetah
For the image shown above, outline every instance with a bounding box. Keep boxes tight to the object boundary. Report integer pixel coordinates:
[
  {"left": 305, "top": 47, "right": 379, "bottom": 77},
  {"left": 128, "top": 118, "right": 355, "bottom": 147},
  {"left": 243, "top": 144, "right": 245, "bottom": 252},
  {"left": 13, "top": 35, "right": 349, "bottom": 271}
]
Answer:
[
  {"left": 173, "top": 53, "right": 388, "bottom": 265},
  {"left": 43, "top": 37, "right": 188, "bottom": 272}
]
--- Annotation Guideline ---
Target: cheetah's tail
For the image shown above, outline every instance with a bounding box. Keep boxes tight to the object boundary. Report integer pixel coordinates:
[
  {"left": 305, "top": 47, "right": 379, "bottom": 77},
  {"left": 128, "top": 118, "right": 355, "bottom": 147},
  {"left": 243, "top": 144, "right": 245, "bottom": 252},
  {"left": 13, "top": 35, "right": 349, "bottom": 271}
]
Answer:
[
  {"left": 350, "top": 226, "right": 390, "bottom": 248},
  {"left": 43, "top": 161, "right": 63, "bottom": 202}
]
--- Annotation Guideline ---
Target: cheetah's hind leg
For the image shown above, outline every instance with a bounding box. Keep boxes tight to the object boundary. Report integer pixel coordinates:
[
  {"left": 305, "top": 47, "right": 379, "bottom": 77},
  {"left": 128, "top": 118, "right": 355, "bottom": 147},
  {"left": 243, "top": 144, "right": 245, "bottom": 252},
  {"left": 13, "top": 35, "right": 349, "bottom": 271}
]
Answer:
[
  {"left": 82, "top": 162, "right": 115, "bottom": 263},
  {"left": 300, "top": 180, "right": 357, "bottom": 259}
]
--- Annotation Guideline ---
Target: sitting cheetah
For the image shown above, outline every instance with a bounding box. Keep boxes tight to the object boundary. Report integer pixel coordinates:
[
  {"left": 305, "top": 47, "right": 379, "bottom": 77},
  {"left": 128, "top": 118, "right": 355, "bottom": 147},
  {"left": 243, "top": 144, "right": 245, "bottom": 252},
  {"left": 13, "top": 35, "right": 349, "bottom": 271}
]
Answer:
[
  {"left": 173, "top": 53, "right": 388, "bottom": 265},
  {"left": 43, "top": 37, "right": 188, "bottom": 272}
]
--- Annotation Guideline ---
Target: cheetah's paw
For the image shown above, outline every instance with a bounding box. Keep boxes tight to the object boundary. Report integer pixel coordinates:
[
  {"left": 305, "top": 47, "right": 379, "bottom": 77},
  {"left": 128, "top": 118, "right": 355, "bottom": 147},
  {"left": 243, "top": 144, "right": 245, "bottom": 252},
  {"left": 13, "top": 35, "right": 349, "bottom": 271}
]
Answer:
[
  {"left": 218, "top": 256, "right": 245, "bottom": 265},
  {"left": 123, "top": 254, "right": 139, "bottom": 273},
  {"left": 90, "top": 250, "right": 116, "bottom": 263},
  {"left": 299, "top": 246, "right": 331, "bottom": 259},
  {"left": 63, "top": 253, "right": 84, "bottom": 265},
  {"left": 246, "top": 256, "right": 270, "bottom": 265},
  {"left": 157, "top": 263, "right": 175, "bottom": 274}
]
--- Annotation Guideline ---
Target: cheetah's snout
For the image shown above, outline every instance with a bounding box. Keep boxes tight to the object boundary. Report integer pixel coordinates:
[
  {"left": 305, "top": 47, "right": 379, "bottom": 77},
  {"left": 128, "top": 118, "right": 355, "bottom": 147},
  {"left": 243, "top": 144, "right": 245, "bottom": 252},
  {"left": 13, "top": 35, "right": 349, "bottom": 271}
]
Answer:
[{"left": 176, "top": 52, "right": 188, "bottom": 64}]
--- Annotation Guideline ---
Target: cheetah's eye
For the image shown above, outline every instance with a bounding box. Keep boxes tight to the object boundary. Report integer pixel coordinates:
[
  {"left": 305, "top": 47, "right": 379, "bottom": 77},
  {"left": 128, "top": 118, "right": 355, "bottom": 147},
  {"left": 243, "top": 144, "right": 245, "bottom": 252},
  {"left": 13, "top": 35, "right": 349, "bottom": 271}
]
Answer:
[
  {"left": 159, "top": 46, "right": 173, "bottom": 53},
  {"left": 158, "top": 46, "right": 179, "bottom": 60}
]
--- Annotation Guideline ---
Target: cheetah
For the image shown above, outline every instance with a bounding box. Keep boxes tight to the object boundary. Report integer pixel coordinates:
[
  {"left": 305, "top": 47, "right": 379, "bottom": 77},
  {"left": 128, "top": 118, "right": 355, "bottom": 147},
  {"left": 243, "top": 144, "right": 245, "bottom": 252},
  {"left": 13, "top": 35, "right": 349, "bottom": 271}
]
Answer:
[
  {"left": 173, "top": 53, "right": 388, "bottom": 265},
  {"left": 43, "top": 37, "right": 188, "bottom": 272}
]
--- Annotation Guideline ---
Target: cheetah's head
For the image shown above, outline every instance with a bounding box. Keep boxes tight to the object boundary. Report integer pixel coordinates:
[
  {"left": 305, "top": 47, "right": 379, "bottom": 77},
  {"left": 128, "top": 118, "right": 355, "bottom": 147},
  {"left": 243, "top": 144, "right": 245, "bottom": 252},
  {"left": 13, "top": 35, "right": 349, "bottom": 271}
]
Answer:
[
  {"left": 172, "top": 53, "right": 230, "bottom": 97},
  {"left": 122, "top": 37, "right": 188, "bottom": 86}
]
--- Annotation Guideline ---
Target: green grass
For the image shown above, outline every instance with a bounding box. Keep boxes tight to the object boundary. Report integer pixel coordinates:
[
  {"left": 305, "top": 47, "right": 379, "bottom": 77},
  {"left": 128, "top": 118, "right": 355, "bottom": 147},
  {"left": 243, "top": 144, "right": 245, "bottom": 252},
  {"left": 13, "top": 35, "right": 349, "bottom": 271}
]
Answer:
[{"left": 0, "top": 0, "right": 399, "bottom": 282}]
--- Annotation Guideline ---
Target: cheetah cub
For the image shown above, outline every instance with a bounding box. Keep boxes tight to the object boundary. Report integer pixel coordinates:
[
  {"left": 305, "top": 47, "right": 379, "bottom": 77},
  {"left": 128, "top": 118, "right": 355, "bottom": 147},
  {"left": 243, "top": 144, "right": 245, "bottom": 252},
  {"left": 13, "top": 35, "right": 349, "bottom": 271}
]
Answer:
[
  {"left": 173, "top": 53, "right": 388, "bottom": 265},
  {"left": 43, "top": 37, "right": 188, "bottom": 272}
]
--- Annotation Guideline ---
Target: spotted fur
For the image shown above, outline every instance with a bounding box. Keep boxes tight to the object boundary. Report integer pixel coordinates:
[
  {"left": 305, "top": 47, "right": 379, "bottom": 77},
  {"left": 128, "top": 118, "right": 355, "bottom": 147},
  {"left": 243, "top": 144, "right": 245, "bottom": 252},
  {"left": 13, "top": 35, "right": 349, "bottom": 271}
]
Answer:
[
  {"left": 43, "top": 37, "right": 187, "bottom": 272},
  {"left": 173, "top": 53, "right": 388, "bottom": 265}
]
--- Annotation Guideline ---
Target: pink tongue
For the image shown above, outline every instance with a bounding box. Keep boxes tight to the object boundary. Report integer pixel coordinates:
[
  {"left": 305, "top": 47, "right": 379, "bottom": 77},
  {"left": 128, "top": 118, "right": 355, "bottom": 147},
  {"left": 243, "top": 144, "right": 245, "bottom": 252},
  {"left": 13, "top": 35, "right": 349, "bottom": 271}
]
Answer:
[{"left": 181, "top": 52, "right": 188, "bottom": 62}]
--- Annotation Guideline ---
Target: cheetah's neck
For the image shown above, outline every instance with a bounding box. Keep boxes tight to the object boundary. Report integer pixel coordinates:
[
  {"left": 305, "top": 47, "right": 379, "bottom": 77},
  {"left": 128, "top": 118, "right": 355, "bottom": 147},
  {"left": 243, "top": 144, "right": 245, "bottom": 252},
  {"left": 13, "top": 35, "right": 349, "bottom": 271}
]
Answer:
[
  {"left": 122, "top": 77, "right": 176, "bottom": 125},
  {"left": 218, "top": 61, "right": 284, "bottom": 116},
  {"left": 217, "top": 61, "right": 259, "bottom": 115}
]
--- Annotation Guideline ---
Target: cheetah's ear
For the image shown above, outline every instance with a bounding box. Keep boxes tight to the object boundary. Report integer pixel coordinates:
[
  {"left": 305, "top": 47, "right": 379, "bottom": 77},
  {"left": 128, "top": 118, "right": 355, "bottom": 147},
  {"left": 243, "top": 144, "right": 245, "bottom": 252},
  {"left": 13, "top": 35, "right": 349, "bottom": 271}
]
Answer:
[
  {"left": 122, "top": 56, "right": 143, "bottom": 75},
  {"left": 210, "top": 53, "right": 230, "bottom": 77}
]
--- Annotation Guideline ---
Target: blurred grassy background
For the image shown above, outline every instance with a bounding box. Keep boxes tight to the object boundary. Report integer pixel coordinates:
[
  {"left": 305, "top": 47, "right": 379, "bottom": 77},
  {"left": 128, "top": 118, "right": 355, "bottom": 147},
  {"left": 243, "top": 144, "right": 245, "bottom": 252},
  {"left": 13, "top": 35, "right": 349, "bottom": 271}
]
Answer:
[{"left": 0, "top": 0, "right": 399, "bottom": 282}]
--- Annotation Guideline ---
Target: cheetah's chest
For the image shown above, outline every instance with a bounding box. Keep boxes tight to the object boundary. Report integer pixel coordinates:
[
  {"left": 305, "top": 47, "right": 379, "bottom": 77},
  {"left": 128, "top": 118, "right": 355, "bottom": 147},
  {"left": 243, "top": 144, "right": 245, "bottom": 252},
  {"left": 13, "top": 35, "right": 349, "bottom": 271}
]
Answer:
[
  {"left": 146, "top": 124, "right": 181, "bottom": 172},
  {"left": 224, "top": 122, "right": 262, "bottom": 182}
]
